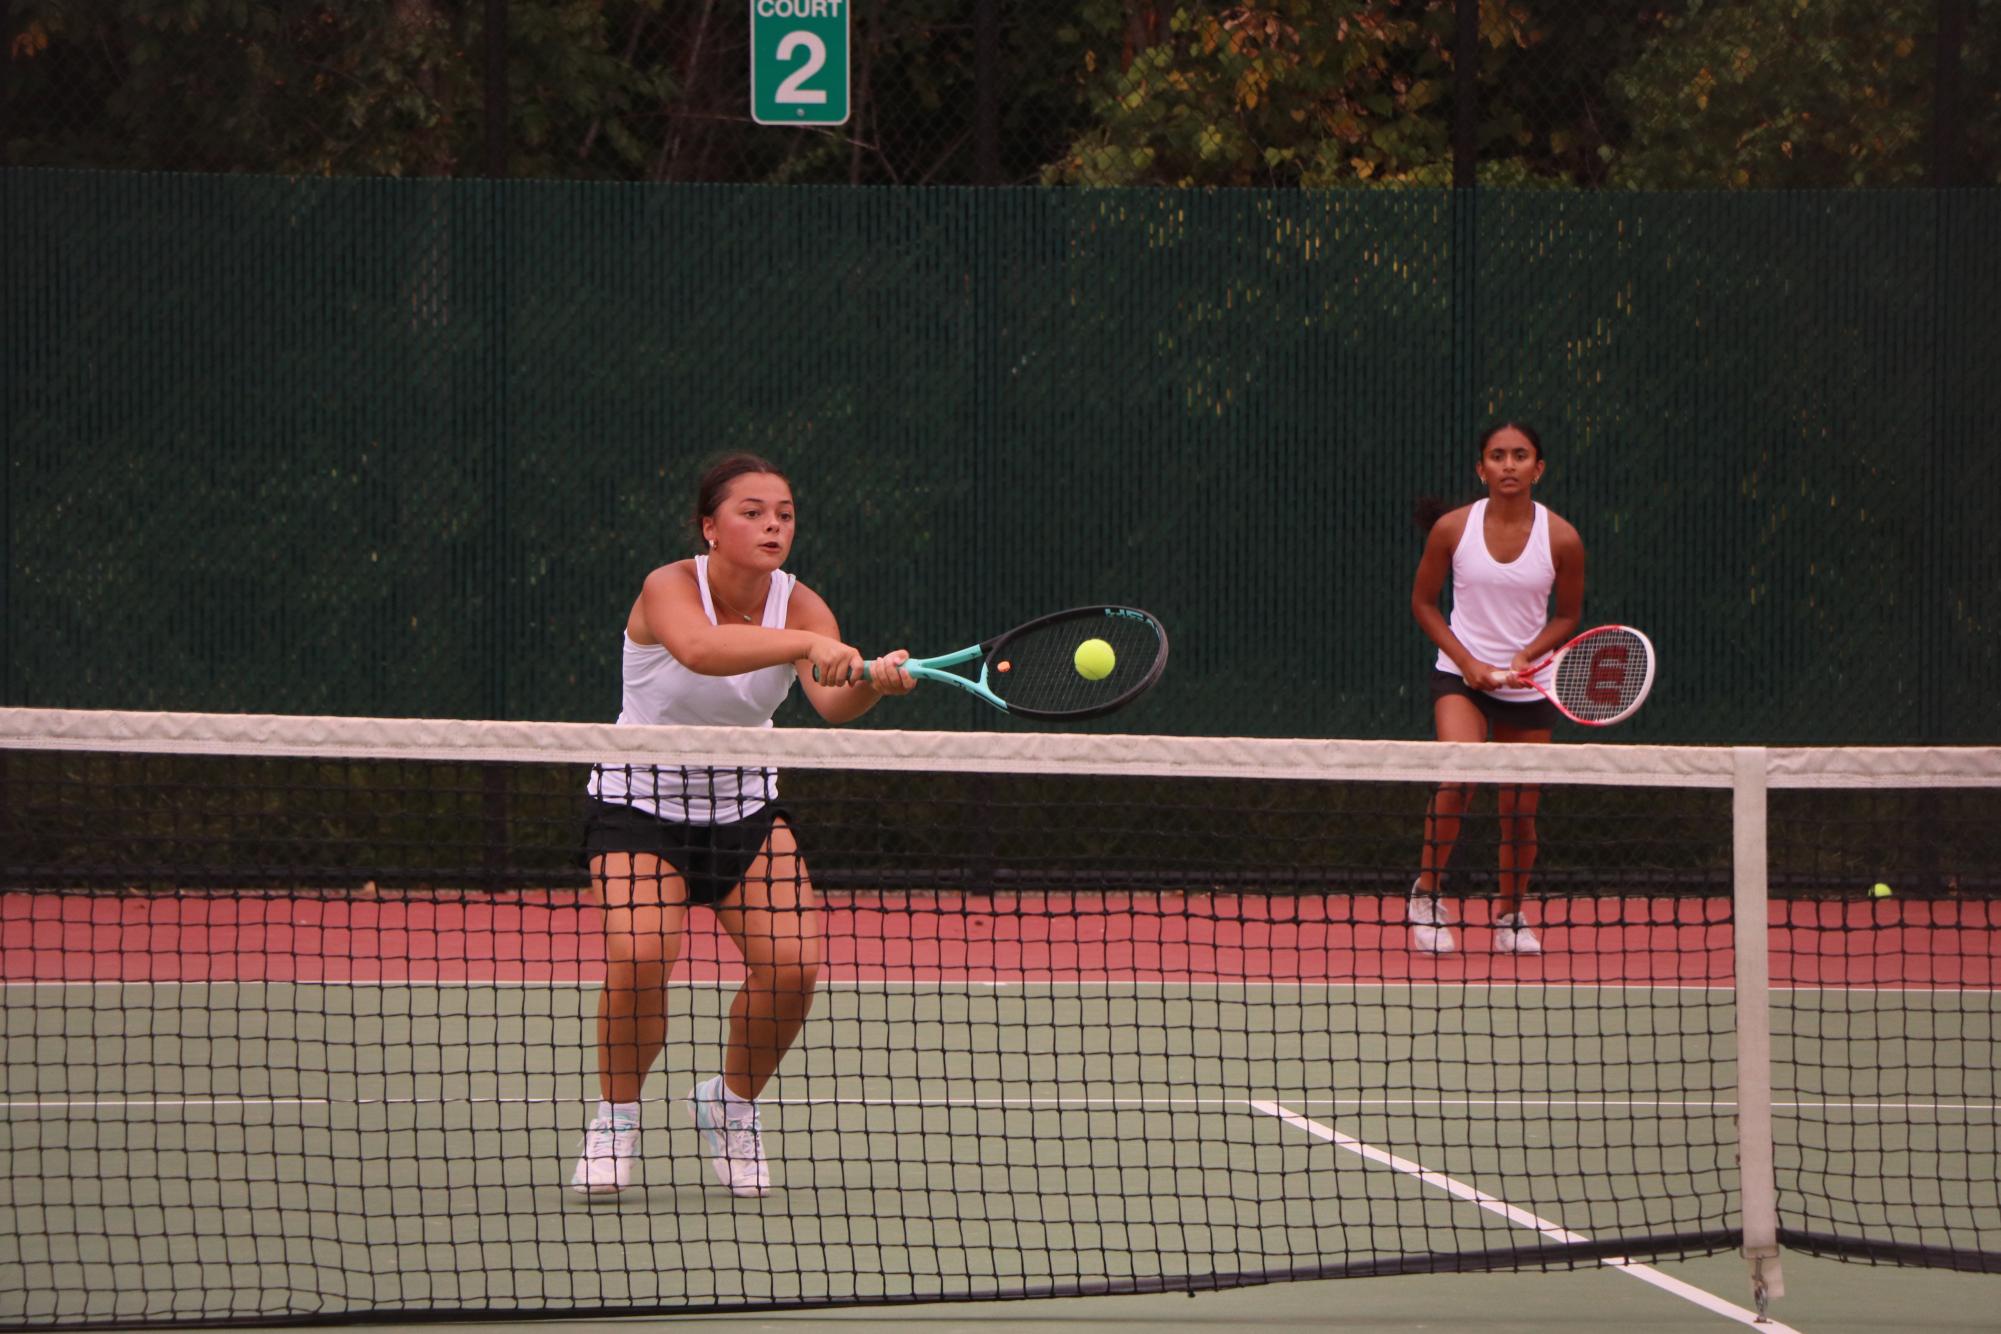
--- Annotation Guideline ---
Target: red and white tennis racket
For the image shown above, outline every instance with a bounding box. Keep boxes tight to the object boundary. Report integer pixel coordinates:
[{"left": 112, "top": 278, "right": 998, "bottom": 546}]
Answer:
[{"left": 1515, "top": 625, "right": 1656, "bottom": 726}]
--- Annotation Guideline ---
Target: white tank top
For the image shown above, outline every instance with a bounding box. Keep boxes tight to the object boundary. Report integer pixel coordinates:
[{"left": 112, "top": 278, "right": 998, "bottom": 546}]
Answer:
[
  {"left": 1435, "top": 500, "right": 1555, "bottom": 703},
  {"left": 587, "top": 556, "right": 798, "bottom": 823}
]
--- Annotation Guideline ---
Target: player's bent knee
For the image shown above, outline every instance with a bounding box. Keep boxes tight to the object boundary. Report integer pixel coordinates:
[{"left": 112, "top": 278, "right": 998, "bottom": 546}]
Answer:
[
  {"left": 752, "top": 958, "right": 821, "bottom": 1001},
  {"left": 1433, "top": 782, "right": 1474, "bottom": 810},
  {"left": 604, "top": 931, "right": 679, "bottom": 968}
]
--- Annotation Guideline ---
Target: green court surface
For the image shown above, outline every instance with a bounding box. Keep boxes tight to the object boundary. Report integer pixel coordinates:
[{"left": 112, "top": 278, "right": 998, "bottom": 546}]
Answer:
[
  {"left": 3, "top": 980, "right": 1995, "bottom": 1329},
  {"left": 418, "top": 1256, "right": 2001, "bottom": 1334}
]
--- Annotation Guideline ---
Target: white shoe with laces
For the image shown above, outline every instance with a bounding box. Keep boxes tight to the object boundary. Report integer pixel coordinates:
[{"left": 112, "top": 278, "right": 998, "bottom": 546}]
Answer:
[
  {"left": 1493, "top": 911, "right": 1543, "bottom": 955},
  {"left": 1407, "top": 886, "right": 1457, "bottom": 955},
  {"left": 687, "top": 1075, "right": 771, "bottom": 1197},
  {"left": 569, "top": 1114, "right": 639, "bottom": 1195}
]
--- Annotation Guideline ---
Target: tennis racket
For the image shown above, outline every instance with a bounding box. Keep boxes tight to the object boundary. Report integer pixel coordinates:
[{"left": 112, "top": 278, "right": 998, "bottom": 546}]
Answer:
[
  {"left": 1514, "top": 624, "right": 1656, "bottom": 726},
  {"left": 818, "top": 605, "right": 1169, "bottom": 721}
]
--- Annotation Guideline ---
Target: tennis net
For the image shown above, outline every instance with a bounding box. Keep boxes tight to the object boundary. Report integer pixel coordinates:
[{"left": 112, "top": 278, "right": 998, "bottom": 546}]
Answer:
[{"left": 1, "top": 708, "right": 1996, "bottom": 1327}]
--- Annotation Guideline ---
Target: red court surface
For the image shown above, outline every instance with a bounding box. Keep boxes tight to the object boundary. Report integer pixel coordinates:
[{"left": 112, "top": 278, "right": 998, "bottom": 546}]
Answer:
[{"left": 3, "top": 891, "right": 1992, "bottom": 988}]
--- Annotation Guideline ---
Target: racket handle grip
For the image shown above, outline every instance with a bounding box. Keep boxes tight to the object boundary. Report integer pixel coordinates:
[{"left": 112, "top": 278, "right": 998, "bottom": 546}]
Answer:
[{"left": 810, "top": 660, "right": 873, "bottom": 685}]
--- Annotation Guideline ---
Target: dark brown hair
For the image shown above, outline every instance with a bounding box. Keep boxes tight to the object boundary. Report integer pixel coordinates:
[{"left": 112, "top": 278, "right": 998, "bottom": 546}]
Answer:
[
  {"left": 1414, "top": 422, "right": 1545, "bottom": 533},
  {"left": 1479, "top": 420, "right": 1543, "bottom": 461},
  {"left": 691, "top": 453, "right": 790, "bottom": 550}
]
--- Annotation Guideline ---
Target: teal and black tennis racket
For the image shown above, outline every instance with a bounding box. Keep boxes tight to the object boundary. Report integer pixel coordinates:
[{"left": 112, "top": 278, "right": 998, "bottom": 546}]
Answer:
[{"left": 822, "top": 606, "right": 1169, "bottom": 721}]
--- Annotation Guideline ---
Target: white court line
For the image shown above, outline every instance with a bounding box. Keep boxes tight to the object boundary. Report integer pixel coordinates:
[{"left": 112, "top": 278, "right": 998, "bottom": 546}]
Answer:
[
  {"left": 10, "top": 1092, "right": 1993, "bottom": 1116},
  {"left": 0, "top": 978, "right": 1737, "bottom": 990},
  {"left": 5, "top": 1095, "right": 581, "bottom": 1110},
  {"left": 0, "top": 1096, "right": 1736, "bottom": 1120},
  {"left": 7, "top": 1098, "right": 335, "bottom": 1108},
  {"left": 5, "top": 977, "right": 1993, "bottom": 995},
  {"left": 1253, "top": 1099, "right": 1804, "bottom": 1333},
  {"left": 1272, "top": 1097, "right": 2001, "bottom": 1113}
]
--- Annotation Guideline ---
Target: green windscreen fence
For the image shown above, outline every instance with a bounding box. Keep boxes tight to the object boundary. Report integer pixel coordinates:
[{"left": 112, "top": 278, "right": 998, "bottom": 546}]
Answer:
[{"left": 3, "top": 171, "right": 1996, "bottom": 742}]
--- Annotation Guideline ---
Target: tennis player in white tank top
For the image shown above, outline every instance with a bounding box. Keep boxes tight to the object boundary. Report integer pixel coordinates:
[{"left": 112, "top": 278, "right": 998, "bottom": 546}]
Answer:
[
  {"left": 1408, "top": 424, "right": 1586, "bottom": 957},
  {"left": 570, "top": 454, "right": 916, "bottom": 1198}
]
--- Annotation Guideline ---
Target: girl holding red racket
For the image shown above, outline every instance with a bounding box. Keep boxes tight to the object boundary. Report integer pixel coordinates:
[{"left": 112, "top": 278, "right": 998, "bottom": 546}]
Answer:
[{"left": 1407, "top": 423, "right": 1584, "bottom": 956}]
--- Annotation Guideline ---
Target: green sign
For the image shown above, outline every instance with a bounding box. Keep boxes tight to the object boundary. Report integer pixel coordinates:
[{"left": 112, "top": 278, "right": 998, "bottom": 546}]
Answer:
[{"left": 750, "top": 0, "right": 850, "bottom": 127}]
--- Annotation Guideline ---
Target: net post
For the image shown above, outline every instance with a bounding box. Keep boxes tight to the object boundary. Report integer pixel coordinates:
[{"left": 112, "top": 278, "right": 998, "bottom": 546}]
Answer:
[{"left": 1732, "top": 746, "right": 1785, "bottom": 1311}]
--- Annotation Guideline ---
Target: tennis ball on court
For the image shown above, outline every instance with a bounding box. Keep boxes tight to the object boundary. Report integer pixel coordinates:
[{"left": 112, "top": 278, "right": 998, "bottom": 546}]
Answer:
[
  {"left": 1074, "top": 637, "right": 1116, "bottom": 681},
  {"left": 1870, "top": 882, "right": 1894, "bottom": 898}
]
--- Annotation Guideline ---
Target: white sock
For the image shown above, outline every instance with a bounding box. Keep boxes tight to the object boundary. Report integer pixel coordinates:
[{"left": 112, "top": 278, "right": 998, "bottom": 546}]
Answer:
[
  {"left": 598, "top": 1099, "right": 640, "bottom": 1126},
  {"left": 722, "top": 1081, "right": 756, "bottom": 1123}
]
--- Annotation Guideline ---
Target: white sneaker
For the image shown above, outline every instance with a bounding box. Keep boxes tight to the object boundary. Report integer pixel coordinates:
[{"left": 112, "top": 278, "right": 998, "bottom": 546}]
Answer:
[
  {"left": 687, "top": 1076, "right": 771, "bottom": 1197},
  {"left": 1407, "top": 887, "right": 1457, "bottom": 955},
  {"left": 569, "top": 1114, "right": 639, "bottom": 1194},
  {"left": 1493, "top": 912, "right": 1542, "bottom": 955}
]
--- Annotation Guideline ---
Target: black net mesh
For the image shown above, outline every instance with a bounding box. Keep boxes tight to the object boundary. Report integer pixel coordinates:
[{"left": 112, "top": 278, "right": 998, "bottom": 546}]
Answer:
[
  {"left": 1, "top": 713, "right": 1996, "bottom": 1324},
  {"left": 1768, "top": 791, "right": 2001, "bottom": 1269}
]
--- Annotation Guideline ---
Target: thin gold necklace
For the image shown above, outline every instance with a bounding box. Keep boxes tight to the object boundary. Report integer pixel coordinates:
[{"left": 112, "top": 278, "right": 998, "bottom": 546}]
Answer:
[{"left": 711, "top": 579, "right": 760, "bottom": 624}]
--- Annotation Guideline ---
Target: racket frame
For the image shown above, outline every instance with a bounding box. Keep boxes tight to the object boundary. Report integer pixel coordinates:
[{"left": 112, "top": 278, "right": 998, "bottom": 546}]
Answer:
[
  {"left": 1517, "top": 624, "right": 1657, "bottom": 727},
  {"left": 864, "top": 605, "right": 1168, "bottom": 721}
]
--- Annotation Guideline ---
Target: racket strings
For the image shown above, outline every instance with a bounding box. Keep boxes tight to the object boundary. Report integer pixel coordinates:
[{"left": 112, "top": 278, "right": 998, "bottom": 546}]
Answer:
[
  {"left": 988, "top": 615, "right": 1164, "bottom": 714},
  {"left": 1551, "top": 630, "right": 1651, "bottom": 722}
]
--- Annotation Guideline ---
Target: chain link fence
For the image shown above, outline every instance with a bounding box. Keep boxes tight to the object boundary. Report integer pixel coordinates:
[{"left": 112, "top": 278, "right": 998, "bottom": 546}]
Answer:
[
  {"left": 7, "top": 173, "right": 1998, "bottom": 739},
  {"left": 6, "top": 1, "right": 1998, "bottom": 187}
]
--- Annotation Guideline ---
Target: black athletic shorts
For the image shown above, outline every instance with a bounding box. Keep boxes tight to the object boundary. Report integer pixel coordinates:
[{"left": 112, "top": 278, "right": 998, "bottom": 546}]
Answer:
[
  {"left": 1429, "top": 670, "right": 1563, "bottom": 732},
  {"left": 581, "top": 798, "right": 794, "bottom": 905}
]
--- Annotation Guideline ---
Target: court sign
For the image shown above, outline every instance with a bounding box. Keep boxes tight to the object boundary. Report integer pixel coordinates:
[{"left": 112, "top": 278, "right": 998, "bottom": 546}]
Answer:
[{"left": 750, "top": 0, "right": 850, "bottom": 127}]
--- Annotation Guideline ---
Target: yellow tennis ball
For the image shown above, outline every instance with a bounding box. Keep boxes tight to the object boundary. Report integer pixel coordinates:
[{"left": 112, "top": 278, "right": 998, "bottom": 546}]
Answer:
[
  {"left": 1870, "top": 882, "right": 1894, "bottom": 899},
  {"left": 1074, "top": 637, "right": 1116, "bottom": 681}
]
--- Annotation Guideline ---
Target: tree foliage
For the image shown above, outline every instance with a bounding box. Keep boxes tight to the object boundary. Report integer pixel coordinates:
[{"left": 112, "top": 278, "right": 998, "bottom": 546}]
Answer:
[
  {"left": 1042, "top": 0, "right": 1472, "bottom": 187},
  {"left": 4, "top": 0, "right": 671, "bottom": 178},
  {"left": 1608, "top": 0, "right": 1947, "bottom": 188},
  {"left": 4, "top": 0, "right": 1993, "bottom": 187}
]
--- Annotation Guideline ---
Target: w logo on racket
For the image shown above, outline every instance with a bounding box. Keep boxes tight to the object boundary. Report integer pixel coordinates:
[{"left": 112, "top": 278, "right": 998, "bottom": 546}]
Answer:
[
  {"left": 1585, "top": 645, "right": 1630, "bottom": 707},
  {"left": 1526, "top": 626, "right": 1656, "bottom": 727}
]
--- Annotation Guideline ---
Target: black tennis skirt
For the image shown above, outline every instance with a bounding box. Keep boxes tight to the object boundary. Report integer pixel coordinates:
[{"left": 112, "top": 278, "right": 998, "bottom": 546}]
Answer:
[
  {"left": 581, "top": 798, "right": 794, "bottom": 905},
  {"left": 1429, "top": 670, "right": 1563, "bottom": 732}
]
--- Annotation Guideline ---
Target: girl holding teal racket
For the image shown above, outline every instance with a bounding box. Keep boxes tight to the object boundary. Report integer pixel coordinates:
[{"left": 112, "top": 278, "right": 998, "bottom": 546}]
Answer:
[{"left": 571, "top": 452, "right": 915, "bottom": 1198}]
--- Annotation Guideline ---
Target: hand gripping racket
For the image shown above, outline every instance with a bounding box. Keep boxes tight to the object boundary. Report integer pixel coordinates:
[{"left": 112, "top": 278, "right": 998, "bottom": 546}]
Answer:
[
  {"left": 1516, "top": 624, "right": 1656, "bottom": 726},
  {"left": 820, "top": 605, "right": 1169, "bottom": 721}
]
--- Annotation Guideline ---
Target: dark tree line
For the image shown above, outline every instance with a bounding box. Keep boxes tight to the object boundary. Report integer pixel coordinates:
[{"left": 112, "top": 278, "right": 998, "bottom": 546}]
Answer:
[{"left": 7, "top": 1, "right": 1997, "bottom": 187}]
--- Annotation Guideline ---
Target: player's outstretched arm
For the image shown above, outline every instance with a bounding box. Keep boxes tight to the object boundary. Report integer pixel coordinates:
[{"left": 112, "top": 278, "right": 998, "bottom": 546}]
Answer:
[
  {"left": 641, "top": 562, "right": 837, "bottom": 678},
  {"left": 789, "top": 583, "right": 915, "bottom": 724}
]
